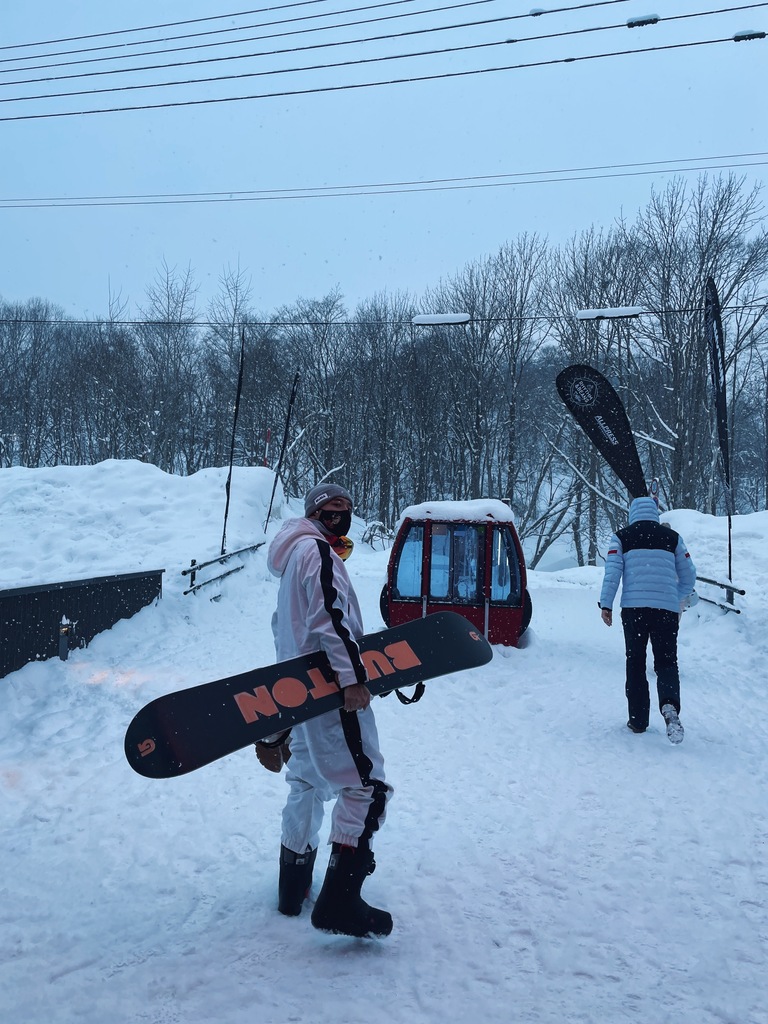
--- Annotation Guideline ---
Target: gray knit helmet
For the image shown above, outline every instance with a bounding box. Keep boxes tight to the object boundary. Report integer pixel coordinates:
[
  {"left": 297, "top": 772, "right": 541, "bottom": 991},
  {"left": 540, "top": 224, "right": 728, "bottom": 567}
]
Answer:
[{"left": 304, "top": 483, "right": 353, "bottom": 516}]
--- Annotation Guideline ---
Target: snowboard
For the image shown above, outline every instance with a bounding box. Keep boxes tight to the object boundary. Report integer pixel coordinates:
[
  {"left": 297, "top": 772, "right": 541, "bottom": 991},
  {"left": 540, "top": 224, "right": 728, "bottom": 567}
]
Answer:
[
  {"left": 556, "top": 363, "right": 647, "bottom": 499},
  {"left": 125, "top": 610, "right": 493, "bottom": 779}
]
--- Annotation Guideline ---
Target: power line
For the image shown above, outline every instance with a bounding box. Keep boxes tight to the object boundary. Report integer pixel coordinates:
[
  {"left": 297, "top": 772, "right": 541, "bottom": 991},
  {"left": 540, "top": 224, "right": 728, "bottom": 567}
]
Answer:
[
  {"left": 4, "top": 4, "right": 764, "bottom": 90},
  {"left": 0, "top": 39, "right": 535, "bottom": 103},
  {"left": 0, "top": 1, "right": 500, "bottom": 74},
  {"left": 1, "top": 154, "right": 766, "bottom": 208},
  {"left": 0, "top": 2, "right": 634, "bottom": 89},
  {"left": 0, "top": 13, "right": 601, "bottom": 86},
  {"left": 1, "top": 299, "right": 764, "bottom": 329},
  {"left": 0, "top": 1, "right": 628, "bottom": 57},
  {"left": 1, "top": 34, "right": 764, "bottom": 122},
  {"left": 0, "top": 0, "right": 397, "bottom": 51}
]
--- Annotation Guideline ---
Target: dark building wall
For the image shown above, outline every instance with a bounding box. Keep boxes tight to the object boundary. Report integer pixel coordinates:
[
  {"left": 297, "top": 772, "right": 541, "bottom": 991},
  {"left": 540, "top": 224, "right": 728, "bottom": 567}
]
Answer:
[{"left": 0, "top": 571, "right": 164, "bottom": 678}]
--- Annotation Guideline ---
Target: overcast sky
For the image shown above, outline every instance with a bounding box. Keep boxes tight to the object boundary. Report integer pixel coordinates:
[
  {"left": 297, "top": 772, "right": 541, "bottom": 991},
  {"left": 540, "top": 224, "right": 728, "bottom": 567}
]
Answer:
[{"left": 1, "top": 0, "right": 766, "bottom": 320}]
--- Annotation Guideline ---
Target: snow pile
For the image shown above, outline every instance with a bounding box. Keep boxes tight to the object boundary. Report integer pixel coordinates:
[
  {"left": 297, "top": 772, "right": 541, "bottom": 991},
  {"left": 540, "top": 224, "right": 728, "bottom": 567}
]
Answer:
[{"left": 1, "top": 462, "right": 766, "bottom": 1024}]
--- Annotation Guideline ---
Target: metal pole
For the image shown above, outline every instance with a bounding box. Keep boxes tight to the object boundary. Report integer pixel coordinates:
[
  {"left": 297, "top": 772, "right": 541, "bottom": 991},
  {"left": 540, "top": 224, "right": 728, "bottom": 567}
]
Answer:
[
  {"left": 264, "top": 371, "right": 301, "bottom": 534},
  {"left": 220, "top": 327, "right": 247, "bottom": 557}
]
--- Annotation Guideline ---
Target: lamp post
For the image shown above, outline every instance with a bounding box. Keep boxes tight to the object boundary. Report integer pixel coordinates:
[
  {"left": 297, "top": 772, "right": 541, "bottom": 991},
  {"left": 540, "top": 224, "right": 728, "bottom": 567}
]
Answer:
[
  {"left": 576, "top": 305, "right": 647, "bottom": 394},
  {"left": 572, "top": 307, "right": 649, "bottom": 563},
  {"left": 410, "top": 311, "right": 472, "bottom": 355},
  {"left": 410, "top": 311, "right": 474, "bottom": 495},
  {"left": 409, "top": 312, "right": 472, "bottom": 364}
]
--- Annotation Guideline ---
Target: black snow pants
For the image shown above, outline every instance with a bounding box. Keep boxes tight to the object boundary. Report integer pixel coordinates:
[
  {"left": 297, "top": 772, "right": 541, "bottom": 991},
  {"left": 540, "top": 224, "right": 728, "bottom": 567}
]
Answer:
[{"left": 620, "top": 607, "right": 681, "bottom": 731}]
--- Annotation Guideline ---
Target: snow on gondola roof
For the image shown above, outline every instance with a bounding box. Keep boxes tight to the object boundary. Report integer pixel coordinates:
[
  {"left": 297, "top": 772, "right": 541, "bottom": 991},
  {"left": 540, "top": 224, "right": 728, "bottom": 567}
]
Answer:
[{"left": 395, "top": 499, "right": 516, "bottom": 532}]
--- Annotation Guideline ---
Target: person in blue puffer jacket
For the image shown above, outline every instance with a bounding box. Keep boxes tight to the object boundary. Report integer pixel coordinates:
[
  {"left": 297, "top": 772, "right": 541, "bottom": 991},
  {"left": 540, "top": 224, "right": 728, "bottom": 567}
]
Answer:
[{"left": 599, "top": 496, "right": 696, "bottom": 743}]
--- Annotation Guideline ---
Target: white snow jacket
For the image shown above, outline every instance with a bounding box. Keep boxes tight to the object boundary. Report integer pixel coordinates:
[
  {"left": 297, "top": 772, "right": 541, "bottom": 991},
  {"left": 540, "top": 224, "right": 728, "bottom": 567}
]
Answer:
[
  {"left": 600, "top": 497, "right": 696, "bottom": 613},
  {"left": 267, "top": 517, "right": 367, "bottom": 689}
]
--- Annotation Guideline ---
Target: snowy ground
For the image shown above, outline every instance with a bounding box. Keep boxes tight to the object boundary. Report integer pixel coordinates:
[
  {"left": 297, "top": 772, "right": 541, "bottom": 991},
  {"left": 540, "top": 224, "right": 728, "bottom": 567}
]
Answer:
[{"left": 1, "top": 462, "right": 766, "bottom": 1024}]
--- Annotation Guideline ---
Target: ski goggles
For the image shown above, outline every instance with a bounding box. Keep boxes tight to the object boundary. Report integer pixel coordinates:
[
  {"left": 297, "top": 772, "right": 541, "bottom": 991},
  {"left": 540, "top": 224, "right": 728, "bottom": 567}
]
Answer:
[{"left": 331, "top": 536, "right": 354, "bottom": 561}]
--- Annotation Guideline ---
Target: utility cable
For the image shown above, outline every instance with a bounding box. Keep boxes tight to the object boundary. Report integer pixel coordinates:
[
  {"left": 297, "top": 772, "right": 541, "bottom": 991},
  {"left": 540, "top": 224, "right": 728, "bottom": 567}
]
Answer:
[
  {"left": 1, "top": 155, "right": 766, "bottom": 208},
  {"left": 0, "top": 1, "right": 629, "bottom": 57},
  {"left": 0, "top": 38, "right": 581, "bottom": 103},
  {"left": 3, "top": 4, "right": 765, "bottom": 88},
  {"left": 0, "top": 14, "right": 618, "bottom": 84},
  {"left": 0, "top": 1, "right": 429, "bottom": 51},
  {"left": 1, "top": 299, "right": 764, "bottom": 330},
  {"left": 0, "top": 34, "right": 764, "bottom": 121}
]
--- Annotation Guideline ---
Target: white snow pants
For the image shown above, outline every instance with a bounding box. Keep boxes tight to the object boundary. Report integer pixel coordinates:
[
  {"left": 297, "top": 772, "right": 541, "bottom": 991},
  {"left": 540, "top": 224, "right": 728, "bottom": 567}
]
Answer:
[{"left": 281, "top": 705, "right": 392, "bottom": 854}]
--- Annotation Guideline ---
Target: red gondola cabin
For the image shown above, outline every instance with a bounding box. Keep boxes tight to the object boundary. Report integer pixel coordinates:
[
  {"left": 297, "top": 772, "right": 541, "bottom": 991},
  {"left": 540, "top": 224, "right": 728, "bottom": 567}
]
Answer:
[{"left": 380, "top": 499, "right": 531, "bottom": 647}]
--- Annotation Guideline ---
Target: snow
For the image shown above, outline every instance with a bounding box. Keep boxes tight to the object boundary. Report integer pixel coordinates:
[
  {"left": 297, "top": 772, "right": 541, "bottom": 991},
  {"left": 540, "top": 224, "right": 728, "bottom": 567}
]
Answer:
[
  {"left": 1, "top": 461, "right": 767, "bottom": 1024},
  {"left": 396, "top": 498, "right": 517, "bottom": 529},
  {"left": 626, "top": 16, "right": 660, "bottom": 29},
  {"left": 411, "top": 313, "right": 472, "bottom": 325},
  {"left": 575, "top": 307, "right": 647, "bottom": 321}
]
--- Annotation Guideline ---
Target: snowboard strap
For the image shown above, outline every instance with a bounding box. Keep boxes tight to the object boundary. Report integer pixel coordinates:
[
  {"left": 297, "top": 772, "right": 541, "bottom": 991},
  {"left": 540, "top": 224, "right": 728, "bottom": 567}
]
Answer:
[
  {"left": 394, "top": 683, "right": 426, "bottom": 705},
  {"left": 258, "top": 729, "right": 292, "bottom": 748}
]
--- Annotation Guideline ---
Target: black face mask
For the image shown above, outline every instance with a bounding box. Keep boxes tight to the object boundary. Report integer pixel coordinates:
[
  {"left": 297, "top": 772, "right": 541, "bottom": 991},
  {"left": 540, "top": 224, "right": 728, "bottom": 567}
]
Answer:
[{"left": 319, "top": 509, "right": 352, "bottom": 538}]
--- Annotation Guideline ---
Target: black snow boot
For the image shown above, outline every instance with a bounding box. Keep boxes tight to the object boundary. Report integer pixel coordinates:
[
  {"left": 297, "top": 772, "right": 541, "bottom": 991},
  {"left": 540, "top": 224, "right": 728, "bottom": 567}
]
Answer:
[
  {"left": 311, "top": 842, "right": 393, "bottom": 938},
  {"left": 278, "top": 845, "right": 317, "bottom": 916}
]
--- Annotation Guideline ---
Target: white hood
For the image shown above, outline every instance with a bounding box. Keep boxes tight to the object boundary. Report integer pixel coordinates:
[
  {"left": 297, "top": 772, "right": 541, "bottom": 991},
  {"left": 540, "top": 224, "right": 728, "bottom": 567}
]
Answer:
[
  {"left": 267, "top": 515, "right": 366, "bottom": 689},
  {"left": 268, "top": 516, "right": 324, "bottom": 578}
]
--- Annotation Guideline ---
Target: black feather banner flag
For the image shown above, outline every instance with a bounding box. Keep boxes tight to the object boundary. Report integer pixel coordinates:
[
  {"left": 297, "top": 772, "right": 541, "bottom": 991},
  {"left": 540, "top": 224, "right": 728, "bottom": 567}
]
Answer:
[
  {"left": 704, "top": 277, "right": 733, "bottom": 514},
  {"left": 704, "top": 276, "right": 734, "bottom": 589},
  {"left": 555, "top": 363, "right": 647, "bottom": 500}
]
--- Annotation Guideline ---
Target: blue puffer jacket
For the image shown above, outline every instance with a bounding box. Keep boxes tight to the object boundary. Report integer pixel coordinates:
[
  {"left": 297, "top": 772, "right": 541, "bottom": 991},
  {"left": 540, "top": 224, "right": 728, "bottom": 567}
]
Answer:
[{"left": 599, "top": 497, "right": 696, "bottom": 613}]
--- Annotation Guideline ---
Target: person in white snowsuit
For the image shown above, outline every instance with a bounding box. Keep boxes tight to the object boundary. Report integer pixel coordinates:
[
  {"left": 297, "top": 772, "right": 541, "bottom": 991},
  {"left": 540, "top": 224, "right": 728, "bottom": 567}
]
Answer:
[
  {"left": 599, "top": 496, "right": 696, "bottom": 743},
  {"left": 263, "top": 483, "right": 393, "bottom": 937}
]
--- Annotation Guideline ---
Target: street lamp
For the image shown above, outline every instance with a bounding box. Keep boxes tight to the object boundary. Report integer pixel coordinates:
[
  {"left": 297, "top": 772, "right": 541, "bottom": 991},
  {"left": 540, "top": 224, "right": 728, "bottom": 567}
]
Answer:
[
  {"left": 412, "top": 313, "right": 471, "bottom": 326},
  {"left": 576, "top": 306, "right": 646, "bottom": 321}
]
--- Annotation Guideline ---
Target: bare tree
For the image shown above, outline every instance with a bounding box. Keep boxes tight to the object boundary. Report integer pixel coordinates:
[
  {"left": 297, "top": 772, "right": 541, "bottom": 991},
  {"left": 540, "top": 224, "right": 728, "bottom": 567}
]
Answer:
[
  {"left": 492, "top": 234, "right": 552, "bottom": 509},
  {"left": 345, "top": 291, "right": 415, "bottom": 524},
  {"left": 628, "top": 175, "right": 768, "bottom": 510},
  {"left": 136, "top": 261, "right": 201, "bottom": 472},
  {"left": 543, "top": 227, "right": 641, "bottom": 562},
  {"left": 273, "top": 290, "right": 349, "bottom": 494}
]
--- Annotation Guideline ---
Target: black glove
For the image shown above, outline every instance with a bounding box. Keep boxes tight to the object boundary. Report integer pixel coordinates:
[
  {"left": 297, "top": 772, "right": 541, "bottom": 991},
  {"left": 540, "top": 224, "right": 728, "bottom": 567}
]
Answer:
[{"left": 255, "top": 730, "right": 292, "bottom": 773}]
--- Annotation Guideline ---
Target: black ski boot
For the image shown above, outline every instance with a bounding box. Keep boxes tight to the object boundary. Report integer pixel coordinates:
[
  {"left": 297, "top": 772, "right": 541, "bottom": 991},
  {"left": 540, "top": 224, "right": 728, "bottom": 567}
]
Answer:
[
  {"left": 278, "top": 845, "right": 317, "bottom": 916},
  {"left": 311, "top": 842, "right": 393, "bottom": 938}
]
